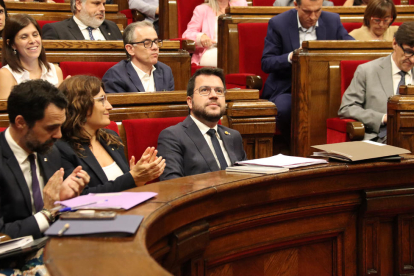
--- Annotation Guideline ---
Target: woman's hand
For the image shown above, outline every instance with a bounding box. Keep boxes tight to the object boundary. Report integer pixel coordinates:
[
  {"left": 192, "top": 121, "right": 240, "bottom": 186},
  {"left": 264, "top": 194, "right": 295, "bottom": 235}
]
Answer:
[
  {"left": 200, "top": 34, "right": 216, "bottom": 48},
  {"left": 129, "top": 147, "right": 166, "bottom": 186}
]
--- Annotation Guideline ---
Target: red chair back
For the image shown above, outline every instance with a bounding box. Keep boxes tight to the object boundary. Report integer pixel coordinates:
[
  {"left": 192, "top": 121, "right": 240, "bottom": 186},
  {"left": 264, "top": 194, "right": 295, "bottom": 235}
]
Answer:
[
  {"left": 0, "top": 127, "right": 6, "bottom": 133},
  {"left": 59, "top": 61, "right": 117, "bottom": 79},
  {"left": 119, "top": 9, "right": 134, "bottom": 25},
  {"left": 238, "top": 22, "right": 269, "bottom": 95},
  {"left": 38, "top": 20, "right": 58, "bottom": 30},
  {"left": 252, "top": 0, "right": 275, "bottom": 5},
  {"left": 340, "top": 60, "right": 369, "bottom": 96},
  {"left": 122, "top": 117, "right": 186, "bottom": 161},
  {"left": 104, "top": 121, "right": 120, "bottom": 135},
  {"left": 177, "top": 0, "right": 204, "bottom": 37}
]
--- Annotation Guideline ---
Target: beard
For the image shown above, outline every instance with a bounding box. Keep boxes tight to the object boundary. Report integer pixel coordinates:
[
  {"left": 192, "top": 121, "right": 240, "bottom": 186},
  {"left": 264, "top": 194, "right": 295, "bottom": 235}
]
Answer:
[
  {"left": 24, "top": 130, "right": 56, "bottom": 155},
  {"left": 191, "top": 101, "right": 225, "bottom": 123},
  {"left": 78, "top": 8, "right": 105, "bottom": 29}
]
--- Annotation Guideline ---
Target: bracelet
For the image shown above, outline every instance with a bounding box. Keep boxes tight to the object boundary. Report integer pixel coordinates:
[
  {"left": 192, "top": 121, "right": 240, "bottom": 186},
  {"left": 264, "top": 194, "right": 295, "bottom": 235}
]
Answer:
[{"left": 41, "top": 209, "right": 56, "bottom": 224}]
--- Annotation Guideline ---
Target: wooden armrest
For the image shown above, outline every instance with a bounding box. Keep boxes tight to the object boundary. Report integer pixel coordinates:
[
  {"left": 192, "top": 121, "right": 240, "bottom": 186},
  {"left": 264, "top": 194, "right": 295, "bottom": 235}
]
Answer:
[
  {"left": 246, "top": 75, "right": 262, "bottom": 90},
  {"left": 181, "top": 40, "right": 195, "bottom": 53},
  {"left": 0, "top": 233, "right": 11, "bottom": 242},
  {"left": 346, "top": 121, "right": 365, "bottom": 141},
  {"left": 131, "top": 9, "right": 146, "bottom": 22}
]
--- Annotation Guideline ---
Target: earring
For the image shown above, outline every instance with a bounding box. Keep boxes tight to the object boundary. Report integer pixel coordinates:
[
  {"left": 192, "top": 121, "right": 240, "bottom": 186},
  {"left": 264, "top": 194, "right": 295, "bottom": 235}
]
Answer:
[{"left": 13, "top": 49, "right": 16, "bottom": 55}]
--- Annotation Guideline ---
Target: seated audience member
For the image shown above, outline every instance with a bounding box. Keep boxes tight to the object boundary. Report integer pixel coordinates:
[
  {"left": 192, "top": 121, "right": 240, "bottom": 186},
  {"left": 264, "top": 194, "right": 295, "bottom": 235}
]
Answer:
[
  {"left": 0, "top": 79, "right": 89, "bottom": 239},
  {"left": 339, "top": 22, "right": 414, "bottom": 143},
  {"left": 102, "top": 21, "right": 174, "bottom": 93},
  {"left": 273, "top": 0, "right": 333, "bottom": 6},
  {"left": 0, "top": 0, "right": 8, "bottom": 38},
  {"left": 261, "top": 0, "right": 354, "bottom": 144},
  {"left": 182, "top": 0, "right": 248, "bottom": 67},
  {"left": 343, "top": 0, "right": 368, "bottom": 6},
  {"left": 42, "top": 0, "right": 122, "bottom": 40},
  {"left": 128, "top": 0, "right": 159, "bottom": 34},
  {"left": 0, "top": 14, "right": 64, "bottom": 100},
  {"left": 350, "top": 0, "right": 398, "bottom": 41},
  {"left": 157, "top": 68, "right": 247, "bottom": 181},
  {"left": 56, "top": 75, "right": 166, "bottom": 193}
]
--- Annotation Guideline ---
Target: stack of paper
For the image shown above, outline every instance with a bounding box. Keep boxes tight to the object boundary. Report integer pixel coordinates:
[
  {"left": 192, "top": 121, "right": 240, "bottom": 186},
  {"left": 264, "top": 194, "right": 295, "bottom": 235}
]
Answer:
[
  {"left": 226, "top": 165, "right": 289, "bottom": 174},
  {"left": 0, "top": 236, "right": 33, "bottom": 255},
  {"left": 233, "top": 154, "right": 328, "bottom": 169}
]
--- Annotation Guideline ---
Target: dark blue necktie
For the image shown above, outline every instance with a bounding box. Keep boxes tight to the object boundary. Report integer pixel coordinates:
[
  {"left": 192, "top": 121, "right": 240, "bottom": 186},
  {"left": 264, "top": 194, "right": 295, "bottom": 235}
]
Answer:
[
  {"left": 396, "top": 71, "right": 406, "bottom": 95},
  {"left": 207, "top": 129, "right": 228, "bottom": 170},
  {"left": 86, "top": 26, "right": 95, "bottom": 41},
  {"left": 28, "top": 154, "right": 43, "bottom": 212}
]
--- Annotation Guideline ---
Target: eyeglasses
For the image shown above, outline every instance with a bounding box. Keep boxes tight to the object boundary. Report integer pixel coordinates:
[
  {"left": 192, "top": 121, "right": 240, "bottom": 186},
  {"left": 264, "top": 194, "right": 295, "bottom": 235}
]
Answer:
[
  {"left": 398, "top": 44, "right": 414, "bottom": 58},
  {"left": 93, "top": 94, "right": 108, "bottom": 107},
  {"left": 371, "top": 17, "right": 392, "bottom": 25},
  {"left": 194, "top": 86, "right": 226, "bottom": 97},
  {"left": 129, "top": 39, "right": 163, "bottom": 49}
]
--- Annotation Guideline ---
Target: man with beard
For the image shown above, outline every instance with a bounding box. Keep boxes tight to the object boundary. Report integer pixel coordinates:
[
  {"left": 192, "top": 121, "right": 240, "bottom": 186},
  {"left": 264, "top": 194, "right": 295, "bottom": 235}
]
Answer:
[
  {"left": 0, "top": 80, "right": 90, "bottom": 239},
  {"left": 42, "top": 0, "right": 123, "bottom": 40},
  {"left": 157, "top": 68, "right": 246, "bottom": 181}
]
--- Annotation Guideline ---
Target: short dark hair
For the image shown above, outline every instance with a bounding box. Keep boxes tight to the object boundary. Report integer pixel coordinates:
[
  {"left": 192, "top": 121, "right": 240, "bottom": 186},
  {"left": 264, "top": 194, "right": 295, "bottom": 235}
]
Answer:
[
  {"left": 395, "top": 22, "right": 414, "bottom": 48},
  {"left": 187, "top": 67, "right": 226, "bottom": 97},
  {"left": 363, "top": 0, "right": 396, "bottom": 28},
  {"left": 295, "top": 0, "right": 321, "bottom": 6},
  {"left": 8, "top": 80, "right": 68, "bottom": 128},
  {"left": 123, "top": 21, "right": 155, "bottom": 60},
  {"left": 2, "top": 14, "right": 50, "bottom": 73}
]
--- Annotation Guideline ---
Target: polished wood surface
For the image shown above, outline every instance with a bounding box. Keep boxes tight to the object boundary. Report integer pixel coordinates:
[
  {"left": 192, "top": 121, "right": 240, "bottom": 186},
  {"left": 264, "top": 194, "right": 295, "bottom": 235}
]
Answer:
[
  {"left": 45, "top": 156, "right": 414, "bottom": 276},
  {"left": 291, "top": 41, "right": 393, "bottom": 157},
  {"left": 0, "top": 41, "right": 192, "bottom": 91}
]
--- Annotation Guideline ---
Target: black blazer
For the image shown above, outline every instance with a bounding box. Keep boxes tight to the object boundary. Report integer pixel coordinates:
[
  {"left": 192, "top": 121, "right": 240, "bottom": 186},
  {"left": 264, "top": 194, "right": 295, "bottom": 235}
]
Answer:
[
  {"left": 42, "top": 17, "right": 123, "bottom": 40},
  {"left": 0, "top": 132, "right": 62, "bottom": 239},
  {"left": 55, "top": 130, "right": 135, "bottom": 194}
]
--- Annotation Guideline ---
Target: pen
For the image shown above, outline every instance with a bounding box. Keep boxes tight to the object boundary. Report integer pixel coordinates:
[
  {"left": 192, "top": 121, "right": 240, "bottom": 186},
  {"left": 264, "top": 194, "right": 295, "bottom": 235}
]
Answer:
[
  {"left": 58, "top": 223, "right": 70, "bottom": 236},
  {"left": 59, "top": 200, "right": 108, "bottom": 213}
]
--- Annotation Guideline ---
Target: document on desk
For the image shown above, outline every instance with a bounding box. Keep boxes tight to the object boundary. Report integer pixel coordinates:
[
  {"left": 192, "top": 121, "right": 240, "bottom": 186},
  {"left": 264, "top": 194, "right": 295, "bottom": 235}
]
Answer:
[
  {"left": 56, "top": 192, "right": 157, "bottom": 210},
  {"left": 235, "top": 154, "right": 328, "bottom": 169},
  {"left": 312, "top": 141, "right": 411, "bottom": 162}
]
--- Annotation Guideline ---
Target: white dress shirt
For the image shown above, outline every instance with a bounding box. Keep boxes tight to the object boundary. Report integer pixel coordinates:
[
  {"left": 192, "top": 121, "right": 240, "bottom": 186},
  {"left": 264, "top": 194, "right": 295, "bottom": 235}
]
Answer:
[
  {"left": 5, "top": 128, "right": 50, "bottom": 232},
  {"left": 391, "top": 56, "right": 413, "bottom": 95},
  {"left": 131, "top": 62, "right": 156, "bottom": 92},
  {"left": 73, "top": 16, "right": 106, "bottom": 41},
  {"left": 190, "top": 115, "right": 231, "bottom": 169},
  {"left": 288, "top": 13, "right": 318, "bottom": 63}
]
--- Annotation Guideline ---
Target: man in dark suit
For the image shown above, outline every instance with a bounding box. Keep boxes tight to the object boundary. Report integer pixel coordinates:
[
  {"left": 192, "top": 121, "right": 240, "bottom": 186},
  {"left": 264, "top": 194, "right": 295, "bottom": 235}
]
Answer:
[
  {"left": 261, "top": 0, "right": 354, "bottom": 143},
  {"left": 339, "top": 22, "right": 414, "bottom": 142},
  {"left": 157, "top": 68, "right": 246, "bottom": 181},
  {"left": 102, "top": 21, "right": 174, "bottom": 93},
  {"left": 0, "top": 80, "right": 89, "bottom": 239},
  {"left": 42, "top": 0, "right": 123, "bottom": 40}
]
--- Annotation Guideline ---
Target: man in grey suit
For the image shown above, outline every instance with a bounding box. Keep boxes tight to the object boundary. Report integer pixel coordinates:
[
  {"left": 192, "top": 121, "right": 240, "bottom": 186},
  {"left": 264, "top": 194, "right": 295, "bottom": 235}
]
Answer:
[
  {"left": 339, "top": 22, "right": 414, "bottom": 142},
  {"left": 157, "top": 68, "right": 247, "bottom": 181},
  {"left": 42, "top": 0, "right": 123, "bottom": 40},
  {"left": 102, "top": 21, "right": 174, "bottom": 93}
]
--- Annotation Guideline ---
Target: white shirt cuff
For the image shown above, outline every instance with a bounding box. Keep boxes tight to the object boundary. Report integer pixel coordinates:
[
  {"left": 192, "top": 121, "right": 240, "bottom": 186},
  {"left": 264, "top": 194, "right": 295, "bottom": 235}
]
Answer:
[
  {"left": 381, "top": 114, "right": 387, "bottom": 125},
  {"left": 288, "top": 51, "right": 293, "bottom": 64},
  {"left": 34, "top": 212, "right": 50, "bottom": 233}
]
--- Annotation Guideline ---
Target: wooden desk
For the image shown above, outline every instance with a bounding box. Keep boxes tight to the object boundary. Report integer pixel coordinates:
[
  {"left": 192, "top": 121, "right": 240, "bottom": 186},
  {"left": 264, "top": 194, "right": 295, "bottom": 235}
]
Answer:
[
  {"left": 0, "top": 41, "right": 192, "bottom": 91},
  {"left": 44, "top": 156, "right": 414, "bottom": 276},
  {"left": 6, "top": 2, "right": 128, "bottom": 28},
  {"left": 291, "top": 41, "right": 392, "bottom": 157}
]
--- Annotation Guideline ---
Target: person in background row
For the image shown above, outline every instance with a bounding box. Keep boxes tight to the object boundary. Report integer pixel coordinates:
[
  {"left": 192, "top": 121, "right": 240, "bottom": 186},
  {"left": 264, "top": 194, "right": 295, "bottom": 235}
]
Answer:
[
  {"left": 273, "top": 0, "right": 333, "bottom": 7},
  {"left": 0, "top": 0, "right": 8, "bottom": 38},
  {"left": 349, "top": 0, "right": 398, "bottom": 41},
  {"left": 56, "top": 75, "right": 166, "bottom": 193},
  {"left": 42, "top": 0, "right": 122, "bottom": 40},
  {"left": 0, "top": 14, "right": 63, "bottom": 100},
  {"left": 182, "top": 0, "right": 248, "bottom": 67},
  {"left": 128, "top": 0, "right": 159, "bottom": 34}
]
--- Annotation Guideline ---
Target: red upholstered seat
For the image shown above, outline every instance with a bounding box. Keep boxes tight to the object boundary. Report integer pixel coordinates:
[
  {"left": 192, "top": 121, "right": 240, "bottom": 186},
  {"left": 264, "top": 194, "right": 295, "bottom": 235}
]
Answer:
[
  {"left": 177, "top": 0, "right": 204, "bottom": 38},
  {"left": 38, "top": 20, "right": 58, "bottom": 30},
  {"left": 252, "top": 0, "right": 275, "bottom": 5},
  {"left": 104, "top": 121, "right": 120, "bottom": 135},
  {"left": 119, "top": 9, "right": 134, "bottom": 25},
  {"left": 59, "top": 61, "right": 117, "bottom": 79},
  {"left": 326, "top": 60, "right": 369, "bottom": 143},
  {"left": 0, "top": 127, "right": 6, "bottom": 133}
]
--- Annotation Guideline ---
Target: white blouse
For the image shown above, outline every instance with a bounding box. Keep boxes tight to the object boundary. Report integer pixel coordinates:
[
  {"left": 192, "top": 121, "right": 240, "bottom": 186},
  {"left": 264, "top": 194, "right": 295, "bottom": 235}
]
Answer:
[{"left": 3, "top": 62, "right": 59, "bottom": 86}]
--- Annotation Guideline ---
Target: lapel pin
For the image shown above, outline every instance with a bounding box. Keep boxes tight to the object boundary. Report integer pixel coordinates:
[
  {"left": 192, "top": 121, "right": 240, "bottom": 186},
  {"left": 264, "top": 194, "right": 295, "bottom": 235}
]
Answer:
[
  {"left": 108, "top": 33, "right": 111, "bottom": 35},
  {"left": 112, "top": 148, "right": 114, "bottom": 151},
  {"left": 225, "top": 131, "right": 230, "bottom": 135},
  {"left": 44, "top": 158, "right": 47, "bottom": 162}
]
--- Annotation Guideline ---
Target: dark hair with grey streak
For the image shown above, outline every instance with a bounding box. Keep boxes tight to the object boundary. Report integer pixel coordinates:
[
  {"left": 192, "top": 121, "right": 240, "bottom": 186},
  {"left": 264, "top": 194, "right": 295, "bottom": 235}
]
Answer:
[
  {"left": 395, "top": 22, "right": 414, "bottom": 47},
  {"left": 123, "top": 21, "right": 155, "bottom": 59}
]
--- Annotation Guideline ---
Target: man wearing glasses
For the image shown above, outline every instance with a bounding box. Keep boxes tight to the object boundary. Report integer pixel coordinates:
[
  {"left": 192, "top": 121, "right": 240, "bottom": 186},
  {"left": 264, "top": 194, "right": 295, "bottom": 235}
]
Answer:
[
  {"left": 339, "top": 22, "right": 414, "bottom": 143},
  {"left": 157, "top": 68, "right": 246, "bottom": 180},
  {"left": 102, "top": 21, "right": 174, "bottom": 93}
]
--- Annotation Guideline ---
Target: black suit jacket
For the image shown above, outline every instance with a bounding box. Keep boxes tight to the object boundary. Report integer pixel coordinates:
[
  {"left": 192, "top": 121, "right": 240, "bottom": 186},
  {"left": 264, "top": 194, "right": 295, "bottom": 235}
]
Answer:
[
  {"left": 42, "top": 17, "right": 123, "bottom": 40},
  {"left": 157, "top": 116, "right": 247, "bottom": 181},
  {"left": 102, "top": 60, "right": 175, "bottom": 93},
  {"left": 0, "top": 132, "right": 62, "bottom": 239},
  {"left": 55, "top": 130, "right": 135, "bottom": 194}
]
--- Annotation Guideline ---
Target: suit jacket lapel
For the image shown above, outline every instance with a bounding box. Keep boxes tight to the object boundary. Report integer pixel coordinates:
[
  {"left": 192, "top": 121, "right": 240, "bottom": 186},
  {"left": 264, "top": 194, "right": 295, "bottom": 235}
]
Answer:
[
  {"left": 99, "top": 21, "right": 112, "bottom": 40},
  {"left": 126, "top": 61, "right": 145, "bottom": 92},
  {"left": 289, "top": 10, "right": 300, "bottom": 50},
  {"left": 217, "top": 127, "right": 237, "bottom": 165},
  {"left": 0, "top": 133, "right": 32, "bottom": 212},
  {"left": 153, "top": 64, "right": 164, "bottom": 91},
  {"left": 38, "top": 154, "right": 54, "bottom": 180},
  {"left": 80, "top": 144, "right": 108, "bottom": 184},
  {"left": 183, "top": 117, "right": 220, "bottom": 172},
  {"left": 315, "top": 16, "right": 326, "bottom": 40},
  {"left": 378, "top": 55, "right": 394, "bottom": 98},
  {"left": 100, "top": 140, "right": 129, "bottom": 173},
  {"left": 68, "top": 17, "right": 86, "bottom": 40}
]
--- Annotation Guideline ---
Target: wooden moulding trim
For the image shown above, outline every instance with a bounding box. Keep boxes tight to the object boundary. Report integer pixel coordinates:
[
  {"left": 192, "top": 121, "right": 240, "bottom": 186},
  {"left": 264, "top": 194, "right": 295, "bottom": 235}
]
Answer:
[
  {"left": 6, "top": 2, "right": 119, "bottom": 12},
  {"left": 205, "top": 229, "right": 345, "bottom": 268},
  {"left": 302, "top": 41, "right": 392, "bottom": 50}
]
